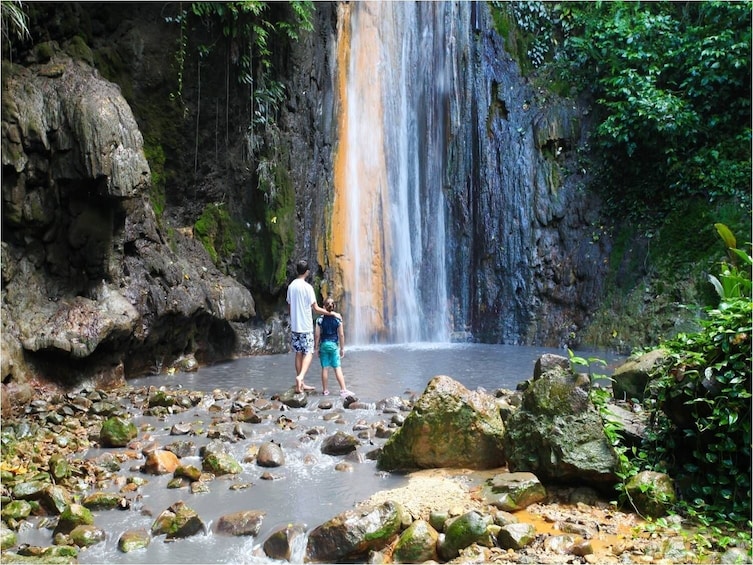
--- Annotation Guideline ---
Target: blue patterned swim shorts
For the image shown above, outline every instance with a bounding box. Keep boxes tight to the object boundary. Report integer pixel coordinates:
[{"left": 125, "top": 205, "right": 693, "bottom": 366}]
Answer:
[{"left": 291, "top": 331, "right": 314, "bottom": 354}]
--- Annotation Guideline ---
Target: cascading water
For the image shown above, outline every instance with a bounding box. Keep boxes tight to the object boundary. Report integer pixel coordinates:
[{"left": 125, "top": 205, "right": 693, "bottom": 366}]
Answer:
[{"left": 330, "top": 2, "right": 454, "bottom": 344}]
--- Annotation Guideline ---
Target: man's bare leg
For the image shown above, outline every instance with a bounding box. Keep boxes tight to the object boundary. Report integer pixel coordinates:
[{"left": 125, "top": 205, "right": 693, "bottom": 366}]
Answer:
[{"left": 295, "top": 353, "right": 315, "bottom": 392}]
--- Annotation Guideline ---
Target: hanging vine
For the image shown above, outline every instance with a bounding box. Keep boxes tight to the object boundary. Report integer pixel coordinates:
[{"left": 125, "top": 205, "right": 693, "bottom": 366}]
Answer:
[{"left": 165, "top": 1, "right": 314, "bottom": 159}]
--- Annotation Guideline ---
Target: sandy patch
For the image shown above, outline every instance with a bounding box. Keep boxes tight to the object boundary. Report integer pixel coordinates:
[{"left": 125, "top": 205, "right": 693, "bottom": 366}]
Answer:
[{"left": 358, "top": 468, "right": 482, "bottom": 520}]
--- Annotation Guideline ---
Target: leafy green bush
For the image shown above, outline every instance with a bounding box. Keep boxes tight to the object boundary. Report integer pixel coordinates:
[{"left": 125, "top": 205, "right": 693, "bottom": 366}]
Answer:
[
  {"left": 640, "top": 227, "right": 751, "bottom": 535},
  {"left": 493, "top": 2, "right": 752, "bottom": 219},
  {"left": 567, "top": 2, "right": 750, "bottom": 216}
]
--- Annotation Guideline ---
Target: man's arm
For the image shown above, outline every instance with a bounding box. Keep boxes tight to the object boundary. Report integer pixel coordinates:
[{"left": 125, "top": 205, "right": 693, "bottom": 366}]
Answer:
[{"left": 312, "top": 302, "right": 342, "bottom": 320}]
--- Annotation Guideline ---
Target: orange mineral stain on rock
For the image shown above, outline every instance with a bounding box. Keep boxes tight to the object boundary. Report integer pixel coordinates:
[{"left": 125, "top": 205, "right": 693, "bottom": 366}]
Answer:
[{"left": 329, "top": 2, "right": 392, "bottom": 342}]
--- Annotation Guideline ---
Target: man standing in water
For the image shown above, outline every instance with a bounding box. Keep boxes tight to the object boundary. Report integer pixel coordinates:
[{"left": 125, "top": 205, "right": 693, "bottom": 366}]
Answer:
[{"left": 287, "top": 259, "right": 341, "bottom": 393}]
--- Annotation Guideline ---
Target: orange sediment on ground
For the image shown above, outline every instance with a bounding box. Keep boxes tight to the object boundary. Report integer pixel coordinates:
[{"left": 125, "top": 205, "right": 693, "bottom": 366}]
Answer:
[{"left": 516, "top": 504, "right": 645, "bottom": 557}]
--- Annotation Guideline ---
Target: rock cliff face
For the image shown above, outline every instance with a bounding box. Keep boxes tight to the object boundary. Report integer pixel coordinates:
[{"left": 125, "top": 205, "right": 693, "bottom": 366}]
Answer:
[
  {"left": 1, "top": 54, "right": 257, "bottom": 412},
  {"left": 442, "top": 5, "right": 608, "bottom": 346},
  {"left": 1, "top": 3, "right": 611, "bottom": 413}
]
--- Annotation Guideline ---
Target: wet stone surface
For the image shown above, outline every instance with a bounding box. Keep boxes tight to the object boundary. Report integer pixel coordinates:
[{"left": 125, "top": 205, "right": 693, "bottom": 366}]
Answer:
[{"left": 0, "top": 384, "right": 735, "bottom": 564}]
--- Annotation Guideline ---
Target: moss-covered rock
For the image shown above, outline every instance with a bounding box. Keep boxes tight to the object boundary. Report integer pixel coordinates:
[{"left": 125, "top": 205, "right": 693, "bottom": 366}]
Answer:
[
  {"left": 497, "top": 522, "right": 536, "bottom": 550},
  {"left": 1, "top": 500, "right": 32, "bottom": 523},
  {"left": 480, "top": 472, "right": 547, "bottom": 511},
  {"left": 68, "top": 524, "right": 106, "bottom": 548},
  {"left": 201, "top": 452, "right": 242, "bottom": 475},
  {"left": 377, "top": 375, "right": 506, "bottom": 471},
  {"left": 117, "top": 529, "right": 151, "bottom": 553},
  {"left": 151, "top": 501, "right": 205, "bottom": 540},
  {"left": 625, "top": 471, "right": 676, "bottom": 518},
  {"left": 53, "top": 504, "right": 94, "bottom": 536},
  {"left": 504, "top": 365, "right": 618, "bottom": 486},
  {"left": 99, "top": 417, "right": 137, "bottom": 447},
  {"left": 392, "top": 519, "right": 439, "bottom": 563},
  {"left": 0, "top": 522, "right": 18, "bottom": 550},
  {"left": 305, "top": 500, "right": 408, "bottom": 563},
  {"left": 438, "top": 510, "right": 491, "bottom": 561}
]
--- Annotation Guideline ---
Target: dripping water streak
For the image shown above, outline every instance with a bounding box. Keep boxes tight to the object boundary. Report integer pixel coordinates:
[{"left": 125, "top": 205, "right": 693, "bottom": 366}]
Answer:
[{"left": 337, "top": 2, "right": 452, "bottom": 344}]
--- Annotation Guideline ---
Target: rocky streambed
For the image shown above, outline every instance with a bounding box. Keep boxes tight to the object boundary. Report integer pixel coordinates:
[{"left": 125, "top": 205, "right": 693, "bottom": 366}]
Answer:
[{"left": 0, "top": 372, "right": 743, "bottom": 564}]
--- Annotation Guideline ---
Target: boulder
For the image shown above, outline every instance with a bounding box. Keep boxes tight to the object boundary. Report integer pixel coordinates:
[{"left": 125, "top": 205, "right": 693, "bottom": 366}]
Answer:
[
  {"left": 143, "top": 449, "right": 180, "bottom": 475},
  {"left": 118, "top": 529, "right": 151, "bottom": 552},
  {"left": 151, "top": 501, "right": 205, "bottom": 540},
  {"left": 82, "top": 492, "right": 125, "bottom": 511},
  {"left": 504, "top": 363, "right": 618, "bottom": 487},
  {"left": 279, "top": 389, "right": 308, "bottom": 408},
  {"left": 256, "top": 441, "right": 285, "bottom": 467},
  {"left": 99, "top": 416, "right": 137, "bottom": 447},
  {"left": 174, "top": 464, "right": 202, "bottom": 482},
  {"left": 320, "top": 431, "right": 359, "bottom": 456},
  {"left": 202, "top": 451, "right": 242, "bottom": 475},
  {"left": 625, "top": 470, "right": 676, "bottom": 518},
  {"left": 438, "top": 510, "right": 491, "bottom": 561},
  {"left": 305, "top": 500, "right": 408, "bottom": 563},
  {"left": 263, "top": 523, "right": 307, "bottom": 561},
  {"left": 392, "top": 519, "right": 439, "bottom": 563},
  {"left": 1, "top": 500, "right": 32, "bottom": 522},
  {"left": 377, "top": 375, "right": 506, "bottom": 471},
  {"left": 214, "top": 510, "right": 265, "bottom": 536},
  {"left": 53, "top": 503, "right": 94, "bottom": 536},
  {"left": 0, "top": 523, "right": 17, "bottom": 550},
  {"left": 480, "top": 472, "right": 547, "bottom": 511},
  {"left": 40, "top": 484, "right": 72, "bottom": 515},
  {"left": 612, "top": 349, "right": 667, "bottom": 401},
  {"left": 69, "top": 524, "right": 106, "bottom": 547},
  {"left": 497, "top": 522, "right": 536, "bottom": 550}
]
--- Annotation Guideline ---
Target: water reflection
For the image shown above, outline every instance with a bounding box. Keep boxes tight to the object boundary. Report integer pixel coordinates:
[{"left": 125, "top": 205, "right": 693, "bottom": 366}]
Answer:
[{"left": 132, "top": 342, "right": 613, "bottom": 399}]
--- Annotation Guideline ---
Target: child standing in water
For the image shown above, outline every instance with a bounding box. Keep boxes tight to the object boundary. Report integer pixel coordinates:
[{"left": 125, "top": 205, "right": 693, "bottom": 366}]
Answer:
[{"left": 314, "top": 297, "right": 353, "bottom": 397}]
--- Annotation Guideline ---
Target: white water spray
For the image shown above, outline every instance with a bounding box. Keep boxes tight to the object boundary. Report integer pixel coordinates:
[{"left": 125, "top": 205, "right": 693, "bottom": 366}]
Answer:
[{"left": 334, "top": 2, "right": 452, "bottom": 344}]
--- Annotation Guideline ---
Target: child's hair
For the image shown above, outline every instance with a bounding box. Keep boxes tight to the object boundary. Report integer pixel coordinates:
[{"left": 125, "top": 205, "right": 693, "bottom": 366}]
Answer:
[{"left": 324, "top": 297, "right": 336, "bottom": 310}]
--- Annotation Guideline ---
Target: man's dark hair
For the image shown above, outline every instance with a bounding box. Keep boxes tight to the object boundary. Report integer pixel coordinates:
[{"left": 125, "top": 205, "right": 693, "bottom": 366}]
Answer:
[{"left": 296, "top": 260, "right": 309, "bottom": 275}]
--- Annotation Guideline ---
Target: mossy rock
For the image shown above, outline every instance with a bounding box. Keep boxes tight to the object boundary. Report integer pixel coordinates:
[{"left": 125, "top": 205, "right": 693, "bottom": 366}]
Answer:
[
  {"left": 118, "top": 529, "right": 151, "bottom": 553},
  {"left": 392, "top": 519, "right": 439, "bottom": 563},
  {"left": 625, "top": 471, "right": 676, "bottom": 518},
  {"left": 99, "top": 417, "right": 137, "bottom": 447},
  {"left": 439, "top": 511, "right": 490, "bottom": 561}
]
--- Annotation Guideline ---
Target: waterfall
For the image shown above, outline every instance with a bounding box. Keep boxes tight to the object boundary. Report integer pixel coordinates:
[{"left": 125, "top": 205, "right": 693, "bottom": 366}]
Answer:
[{"left": 331, "top": 2, "right": 453, "bottom": 345}]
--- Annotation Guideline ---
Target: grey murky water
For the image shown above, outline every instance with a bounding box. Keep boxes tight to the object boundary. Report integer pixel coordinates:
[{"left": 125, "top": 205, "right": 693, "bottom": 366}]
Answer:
[{"left": 16, "top": 343, "right": 620, "bottom": 563}]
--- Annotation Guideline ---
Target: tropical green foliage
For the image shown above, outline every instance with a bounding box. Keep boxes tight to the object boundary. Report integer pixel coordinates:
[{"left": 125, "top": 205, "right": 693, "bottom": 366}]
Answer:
[
  {"left": 1, "top": 0, "right": 28, "bottom": 40},
  {"left": 618, "top": 227, "right": 751, "bottom": 540},
  {"left": 166, "top": 1, "right": 314, "bottom": 136},
  {"left": 645, "top": 229, "right": 751, "bottom": 528},
  {"left": 709, "top": 223, "right": 753, "bottom": 301},
  {"left": 493, "top": 1, "right": 751, "bottom": 218},
  {"left": 1, "top": 0, "right": 29, "bottom": 57},
  {"left": 560, "top": 1, "right": 751, "bottom": 213},
  {"left": 580, "top": 226, "right": 752, "bottom": 544}
]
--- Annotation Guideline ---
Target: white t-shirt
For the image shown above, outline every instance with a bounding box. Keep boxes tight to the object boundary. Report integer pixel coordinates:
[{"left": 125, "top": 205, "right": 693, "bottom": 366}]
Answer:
[{"left": 286, "top": 277, "right": 316, "bottom": 333}]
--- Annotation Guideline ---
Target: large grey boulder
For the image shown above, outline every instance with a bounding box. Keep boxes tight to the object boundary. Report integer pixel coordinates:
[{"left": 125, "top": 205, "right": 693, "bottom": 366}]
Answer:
[
  {"left": 305, "top": 500, "right": 408, "bottom": 563},
  {"left": 1, "top": 53, "right": 260, "bottom": 413},
  {"left": 504, "top": 357, "right": 618, "bottom": 487},
  {"left": 377, "top": 375, "right": 506, "bottom": 471},
  {"left": 612, "top": 348, "right": 668, "bottom": 401}
]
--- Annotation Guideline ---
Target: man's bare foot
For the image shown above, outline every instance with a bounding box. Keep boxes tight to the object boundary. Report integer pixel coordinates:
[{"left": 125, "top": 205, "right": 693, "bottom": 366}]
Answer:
[{"left": 295, "top": 376, "right": 303, "bottom": 393}]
